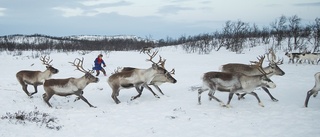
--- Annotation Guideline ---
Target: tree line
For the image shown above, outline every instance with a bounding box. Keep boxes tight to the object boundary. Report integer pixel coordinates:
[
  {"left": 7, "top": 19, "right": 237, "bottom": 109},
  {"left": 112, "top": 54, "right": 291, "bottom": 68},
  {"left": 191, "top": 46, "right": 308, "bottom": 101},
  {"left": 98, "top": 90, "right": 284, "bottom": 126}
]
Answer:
[{"left": 0, "top": 15, "right": 319, "bottom": 54}]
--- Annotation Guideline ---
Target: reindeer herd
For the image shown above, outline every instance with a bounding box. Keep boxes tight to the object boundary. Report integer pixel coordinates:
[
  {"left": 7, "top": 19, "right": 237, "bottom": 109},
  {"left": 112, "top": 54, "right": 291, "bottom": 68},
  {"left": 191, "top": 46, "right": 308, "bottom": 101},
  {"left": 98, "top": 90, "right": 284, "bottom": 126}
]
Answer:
[
  {"left": 285, "top": 52, "right": 320, "bottom": 65},
  {"left": 15, "top": 49, "right": 320, "bottom": 108}
]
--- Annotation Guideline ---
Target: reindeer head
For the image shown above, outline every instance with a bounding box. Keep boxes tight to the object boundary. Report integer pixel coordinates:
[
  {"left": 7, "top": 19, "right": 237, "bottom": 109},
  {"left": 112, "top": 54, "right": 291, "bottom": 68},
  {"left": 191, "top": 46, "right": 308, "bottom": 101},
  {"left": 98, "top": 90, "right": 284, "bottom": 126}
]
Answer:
[
  {"left": 40, "top": 55, "right": 59, "bottom": 74},
  {"left": 251, "top": 55, "right": 276, "bottom": 89},
  {"left": 70, "top": 58, "right": 99, "bottom": 83},
  {"left": 147, "top": 51, "right": 177, "bottom": 84}
]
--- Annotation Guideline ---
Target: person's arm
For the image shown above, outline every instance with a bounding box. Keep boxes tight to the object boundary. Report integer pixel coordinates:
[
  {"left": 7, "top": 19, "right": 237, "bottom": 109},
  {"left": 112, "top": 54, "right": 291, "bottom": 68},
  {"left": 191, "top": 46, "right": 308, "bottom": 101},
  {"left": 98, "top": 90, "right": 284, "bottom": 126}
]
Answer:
[{"left": 102, "top": 60, "right": 106, "bottom": 67}]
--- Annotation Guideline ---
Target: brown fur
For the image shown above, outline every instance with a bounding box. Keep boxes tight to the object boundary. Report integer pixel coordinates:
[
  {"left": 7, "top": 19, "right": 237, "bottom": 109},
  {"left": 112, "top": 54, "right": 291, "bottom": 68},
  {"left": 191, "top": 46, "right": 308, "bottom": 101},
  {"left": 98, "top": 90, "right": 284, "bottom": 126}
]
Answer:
[
  {"left": 198, "top": 71, "right": 276, "bottom": 107},
  {"left": 43, "top": 78, "right": 71, "bottom": 87},
  {"left": 109, "top": 70, "right": 135, "bottom": 81},
  {"left": 16, "top": 66, "right": 58, "bottom": 96},
  {"left": 42, "top": 73, "right": 98, "bottom": 108},
  {"left": 221, "top": 64, "right": 256, "bottom": 72},
  {"left": 203, "top": 72, "right": 234, "bottom": 81},
  {"left": 108, "top": 64, "right": 170, "bottom": 104}
]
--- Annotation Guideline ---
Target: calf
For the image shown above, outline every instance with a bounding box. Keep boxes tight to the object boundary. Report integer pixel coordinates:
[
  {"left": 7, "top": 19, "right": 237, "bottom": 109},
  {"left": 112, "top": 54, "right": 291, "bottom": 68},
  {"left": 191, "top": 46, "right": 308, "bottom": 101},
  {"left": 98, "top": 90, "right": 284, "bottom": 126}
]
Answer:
[{"left": 16, "top": 56, "right": 58, "bottom": 96}]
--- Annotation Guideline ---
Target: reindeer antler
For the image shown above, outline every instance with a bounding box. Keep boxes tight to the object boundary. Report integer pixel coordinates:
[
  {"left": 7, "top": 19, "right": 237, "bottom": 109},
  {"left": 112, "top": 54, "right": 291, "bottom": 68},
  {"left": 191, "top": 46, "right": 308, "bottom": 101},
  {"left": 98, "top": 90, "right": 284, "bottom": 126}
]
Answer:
[
  {"left": 169, "top": 68, "right": 175, "bottom": 75},
  {"left": 146, "top": 50, "right": 159, "bottom": 64},
  {"left": 267, "top": 48, "right": 283, "bottom": 65},
  {"left": 251, "top": 55, "right": 268, "bottom": 75},
  {"left": 40, "top": 55, "right": 53, "bottom": 66},
  {"left": 146, "top": 50, "right": 168, "bottom": 68},
  {"left": 158, "top": 56, "right": 166, "bottom": 68},
  {"left": 113, "top": 67, "right": 123, "bottom": 74},
  {"left": 69, "top": 58, "right": 91, "bottom": 73}
]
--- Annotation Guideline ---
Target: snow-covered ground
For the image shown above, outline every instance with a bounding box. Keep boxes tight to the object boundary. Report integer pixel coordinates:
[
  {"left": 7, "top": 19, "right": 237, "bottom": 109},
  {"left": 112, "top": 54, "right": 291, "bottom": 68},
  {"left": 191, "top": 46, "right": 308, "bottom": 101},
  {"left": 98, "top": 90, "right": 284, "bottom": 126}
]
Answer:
[{"left": 0, "top": 46, "right": 319, "bottom": 137}]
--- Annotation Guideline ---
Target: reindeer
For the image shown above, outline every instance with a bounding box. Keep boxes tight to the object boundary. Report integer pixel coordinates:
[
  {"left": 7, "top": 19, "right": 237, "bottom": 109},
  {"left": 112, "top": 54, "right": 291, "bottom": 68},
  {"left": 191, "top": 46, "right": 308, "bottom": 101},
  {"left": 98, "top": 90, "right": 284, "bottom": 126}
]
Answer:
[
  {"left": 108, "top": 51, "right": 176, "bottom": 104},
  {"left": 198, "top": 55, "right": 276, "bottom": 108},
  {"left": 220, "top": 49, "right": 284, "bottom": 101},
  {"left": 16, "top": 56, "right": 59, "bottom": 97},
  {"left": 296, "top": 53, "right": 320, "bottom": 65},
  {"left": 285, "top": 52, "right": 301, "bottom": 64},
  {"left": 42, "top": 58, "right": 99, "bottom": 108},
  {"left": 304, "top": 72, "right": 320, "bottom": 107},
  {"left": 139, "top": 46, "right": 154, "bottom": 54},
  {"left": 118, "top": 52, "right": 176, "bottom": 96}
]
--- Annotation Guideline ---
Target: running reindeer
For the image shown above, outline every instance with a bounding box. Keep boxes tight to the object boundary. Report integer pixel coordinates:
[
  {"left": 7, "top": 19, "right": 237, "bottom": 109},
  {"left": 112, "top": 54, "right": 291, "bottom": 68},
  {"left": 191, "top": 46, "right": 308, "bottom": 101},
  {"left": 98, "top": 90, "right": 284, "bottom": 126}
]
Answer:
[
  {"left": 198, "top": 55, "right": 276, "bottom": 108},
  {"left": 42, "top": 58, "right": 99, "bottom": 108},
  {"left": 220, "top": 48, "right": 284, "bottom": 101},
  {"left": 16, "top": 56, "right": 59, "bottom": 97},
  {"left": 108, "top": 51, "right": 177, "bottom": 104},
  {"left": 304, "top": 72, "right": 320, "bottom": 107},
  {"left": 118, "top": 51, "right": 176, "bottom": 96}
]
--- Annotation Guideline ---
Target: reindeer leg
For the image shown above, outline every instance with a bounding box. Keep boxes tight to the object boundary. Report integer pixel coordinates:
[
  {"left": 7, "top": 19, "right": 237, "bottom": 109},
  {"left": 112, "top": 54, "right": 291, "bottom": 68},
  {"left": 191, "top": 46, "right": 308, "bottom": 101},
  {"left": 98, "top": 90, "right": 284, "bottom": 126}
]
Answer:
[
  {"left": 225, "top": 93, "right": 234, "bottom": 108},
  {"left": 140, "top": 84, "right": 160, "bottom": 99},
  {"left": 207, "top": 90, "right": 226, "bottom": 107},
  {"left": 22, "top": 84, "right": 31, "bottom": 96},
  {"left": 198, "top": 88, "right": 206, "bottom": 105},
  {"left": 42, "top": 92, "right": 53, "bottom": 108},
  {"left": 30, "top": 85, "right": 38, "bottom": 96},
  {"left": 153, "top": 85, "right": 164, "bottom": 95},
  {"left": 18, "top": 79, "right": 31, "bottom": 96},
  {"left": 74, "top": 91, "right": 84, "bottom": 102},
  {"left": 30, "top": 82, "right": 43, "bottom": 96},
  {"left": 305, "top": 90, "right": 315, "bottom": 107},
  {"left": 111, "top": 89, "right": 121, "bottom": 104},
  {"left": 249, "top": 92, "right": 264, "bottom": 107},
  {"left": 236, "top": 93, "right": 246, "bottom": 100},
  {"left": 262, "top": 87, "right": 278, "bottom": 102},
  {"left": 75, "top": 92, "right": 96, "bottom": 108},
  {"left": 131, "top": 86, "right": 143, "bottom": 100},
  {"left": 144, "top": 85, "right": 159, "bottom": 98}
]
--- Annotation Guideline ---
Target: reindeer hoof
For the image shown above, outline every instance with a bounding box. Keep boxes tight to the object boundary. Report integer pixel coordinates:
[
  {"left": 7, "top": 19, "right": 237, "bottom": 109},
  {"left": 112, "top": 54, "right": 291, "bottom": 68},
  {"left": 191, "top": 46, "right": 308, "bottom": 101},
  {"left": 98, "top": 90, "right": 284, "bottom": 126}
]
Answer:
[
  {"left": 259, "top": 103, "right": 265, "bottom": 107},
  {"left": 155, "top": 95, "right": 160, "bottom": 98},
  {"left": 271, "top": 98, "right": 279, "bottom": 102},
  {"left": 220, "top": 103, "right": 229, "bottom": 107}
]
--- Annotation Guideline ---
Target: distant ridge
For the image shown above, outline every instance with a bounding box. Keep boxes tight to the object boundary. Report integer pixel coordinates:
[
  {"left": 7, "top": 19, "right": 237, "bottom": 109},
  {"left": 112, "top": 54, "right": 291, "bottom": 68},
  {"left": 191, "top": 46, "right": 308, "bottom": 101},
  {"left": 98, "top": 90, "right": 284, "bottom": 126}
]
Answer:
[{"left": 0, "top": 34, "right": 152, "bottom": 44}]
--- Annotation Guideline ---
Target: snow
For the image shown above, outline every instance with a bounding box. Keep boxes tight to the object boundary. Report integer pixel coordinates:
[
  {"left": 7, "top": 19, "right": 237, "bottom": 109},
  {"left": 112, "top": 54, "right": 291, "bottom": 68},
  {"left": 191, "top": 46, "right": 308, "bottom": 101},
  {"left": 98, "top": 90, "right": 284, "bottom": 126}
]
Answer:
[{"left": 0, "top": 45, "right": 319, "bottom": 137}]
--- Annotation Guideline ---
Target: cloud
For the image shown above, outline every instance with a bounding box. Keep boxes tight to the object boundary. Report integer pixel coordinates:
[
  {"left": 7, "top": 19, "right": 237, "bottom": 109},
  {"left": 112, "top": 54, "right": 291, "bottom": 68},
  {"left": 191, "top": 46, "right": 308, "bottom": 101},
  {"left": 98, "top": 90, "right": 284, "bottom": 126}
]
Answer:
[
  {"left": 294, "top": 2, "right": 320, "bottom": 7},
  {"left": 52, "top": 7, "right": 88, "bottom": 17},
  {"left": 0, "top": 7, "right": 6, "bottom": 16},
  {"left": 53, "top": 0, "right": 153, "bottom": 17},
  {"left": 80, "top": 0, "right": 132, "bottom": 7},
  {"left": 157, "top": 5, "right": 193, "bottom": 15}
]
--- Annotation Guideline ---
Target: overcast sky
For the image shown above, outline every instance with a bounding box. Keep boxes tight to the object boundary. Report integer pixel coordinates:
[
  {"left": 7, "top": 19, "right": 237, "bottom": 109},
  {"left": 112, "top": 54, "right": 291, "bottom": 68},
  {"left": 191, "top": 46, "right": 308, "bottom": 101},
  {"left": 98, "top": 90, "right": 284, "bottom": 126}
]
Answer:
[{"left": 0, "top": 0, "right": 319, "bottom": 39}]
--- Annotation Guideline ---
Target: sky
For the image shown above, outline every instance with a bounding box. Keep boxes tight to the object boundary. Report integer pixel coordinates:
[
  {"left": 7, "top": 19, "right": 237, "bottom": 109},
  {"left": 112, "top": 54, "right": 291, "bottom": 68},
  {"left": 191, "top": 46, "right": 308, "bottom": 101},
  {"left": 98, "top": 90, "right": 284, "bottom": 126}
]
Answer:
[{"left": 0, "top": 0, "right": 319, "bottom": 40}]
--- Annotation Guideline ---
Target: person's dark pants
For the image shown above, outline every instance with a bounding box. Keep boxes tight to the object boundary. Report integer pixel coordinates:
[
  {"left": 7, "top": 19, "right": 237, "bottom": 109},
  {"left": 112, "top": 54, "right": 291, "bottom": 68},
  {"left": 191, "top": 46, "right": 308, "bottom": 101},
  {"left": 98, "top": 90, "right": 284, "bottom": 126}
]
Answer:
[{"left": 96, "top": 68, "right": 106, "bottom": 76}]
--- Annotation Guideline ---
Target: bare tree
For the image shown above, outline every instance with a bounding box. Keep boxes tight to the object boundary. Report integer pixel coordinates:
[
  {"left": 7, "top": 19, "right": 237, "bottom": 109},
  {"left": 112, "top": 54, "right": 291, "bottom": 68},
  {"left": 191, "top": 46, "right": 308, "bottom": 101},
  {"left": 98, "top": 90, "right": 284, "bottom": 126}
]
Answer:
[
  {"left": 288, "top": 15, "right": 302, "bottom": 50},
  {"left": 270, "top": 15, "right": 287, "bottom": 49},
  {"left": 309, "top": 18, "right": 320, "bottom": 52}
]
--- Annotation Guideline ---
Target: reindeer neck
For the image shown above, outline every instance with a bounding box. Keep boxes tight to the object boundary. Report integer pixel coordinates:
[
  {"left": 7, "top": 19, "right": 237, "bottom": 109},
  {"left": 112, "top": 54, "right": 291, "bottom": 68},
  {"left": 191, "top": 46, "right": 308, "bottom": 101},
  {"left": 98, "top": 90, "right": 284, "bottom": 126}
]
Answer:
[
  {"left": 139, "top": 67, "right": 158, "bottom": 83},
  {"left": 72, "top": 76, "right": 89, "bottom": 90},
  {"left": 239, "top": 75, "right": 262, "bottom": 91},
  {"left": 39, "top": 69, "right": 53, "bottom": 80}
]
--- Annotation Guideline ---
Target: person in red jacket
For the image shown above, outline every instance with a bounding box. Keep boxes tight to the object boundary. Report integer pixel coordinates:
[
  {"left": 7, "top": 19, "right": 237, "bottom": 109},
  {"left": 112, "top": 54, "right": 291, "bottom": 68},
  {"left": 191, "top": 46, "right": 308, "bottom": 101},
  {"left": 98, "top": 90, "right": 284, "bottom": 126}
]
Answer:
[{"left": 93, "top": 54, "right": 106, "bottom": 76}]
